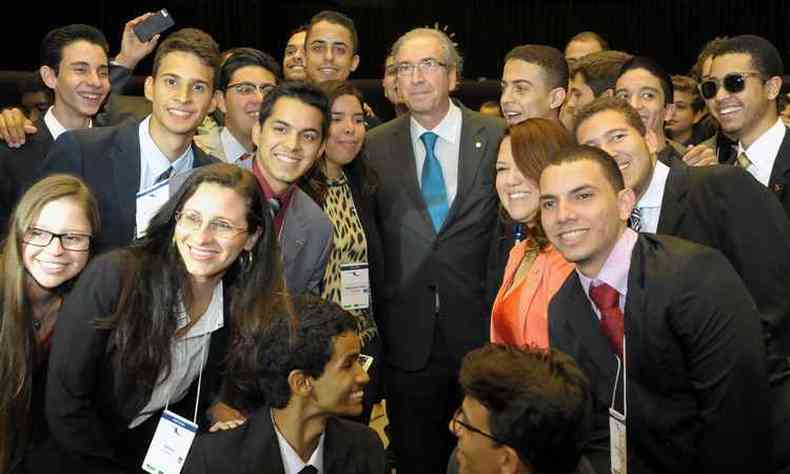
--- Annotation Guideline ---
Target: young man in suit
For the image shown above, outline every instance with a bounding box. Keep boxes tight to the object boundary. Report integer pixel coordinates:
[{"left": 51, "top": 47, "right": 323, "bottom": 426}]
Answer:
[
  {"left": 705, "top": 35, "right": 790, "bottom": 217},
  {"left": 36, "top": 28, "right": 221, "bottom": 253},
  {"left": 193, "top": 48, "right": 281, "bottom": 169},
  {"left": 183, "top": 296, "right": 385, "bottom": 474},
  {"left": 250, "top": 81, "right": 333, "bottom": 296},
  {"left": 540, "top": 144, "right": 771, "bottom": 473},
  {"left": 365, "top": 27, "right": 505, "bottom": 474},
  {"left": 0, "top": 24, "right": 111, "bottom": 238},
  {"left": 575, "top": 96, "right": 790, "bottom": 471},
  {"left": 449, "top": 344, "right": 594, "bottom": 474},
  {"left": 500, "top": 44, "right": 567, "bottom": 127}
]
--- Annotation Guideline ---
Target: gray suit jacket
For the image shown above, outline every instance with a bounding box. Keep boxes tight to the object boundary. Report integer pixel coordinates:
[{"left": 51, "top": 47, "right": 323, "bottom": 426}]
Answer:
[
  {"left": 365, "top": 102, "right": 506, "bottom": 370},
  {"left": 280, "top": 187, "right": 333, "bottom": 296}
]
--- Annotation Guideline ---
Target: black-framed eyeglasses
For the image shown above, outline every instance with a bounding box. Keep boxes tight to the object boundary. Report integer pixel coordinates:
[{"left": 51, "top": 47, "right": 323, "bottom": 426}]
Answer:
[
  {"left": 226, "top": 82, "right": 276, "bottom": 97},
  {"left": 23, "top": 227, "right": 92, "bottom": 251},
  {"left": 451, "top": 407, "right": 508, "bottom": 446},
  {"left": 395, "top": 58, "right": 448, "bottom": 77},
  {"left": 175, "top": 210, "right": 249, "bottom": 240},
  {"left": 699, "top": 72, "right": 764, "bottom": 100}
]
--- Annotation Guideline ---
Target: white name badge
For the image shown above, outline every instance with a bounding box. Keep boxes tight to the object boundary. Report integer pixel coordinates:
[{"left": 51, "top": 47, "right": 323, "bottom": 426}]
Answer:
[
  {"left": 142, "top": 410, "right": 198, "bottom": 474},
  {"left": 136, "top": 179, "right": 170, "bottom": 238},
  {"left": 340, "top": 262, "right": 370, "bottom": 310},
  {"left": 609, "top": 408, "right": 627, "bottom": 474}
]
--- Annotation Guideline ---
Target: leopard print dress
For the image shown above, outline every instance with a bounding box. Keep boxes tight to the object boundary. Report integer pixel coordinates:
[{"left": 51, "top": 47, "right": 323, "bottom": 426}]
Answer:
[{"left": 320, "top": 173, "right": 379, "bottom": 344}]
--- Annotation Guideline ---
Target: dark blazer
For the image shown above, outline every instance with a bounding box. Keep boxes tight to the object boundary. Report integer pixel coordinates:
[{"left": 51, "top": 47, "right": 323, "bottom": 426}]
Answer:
[
  {"left": 0, "top": 117, "right": 52, "bottom": 239},
  {"left": 365, "top": 104, "right": 506, "bottom": 370},
  {"left": 183, "top": 409, "right": 386, "bottom": 474},
  {"left": 46, "top": 251, "right": 230, "bottom": 474},
  {"left": 549, "top": 233, "right": 771, "bottom": 474},
  {"left": 37, "top": 119, "right": 218, "bottom": 253}
]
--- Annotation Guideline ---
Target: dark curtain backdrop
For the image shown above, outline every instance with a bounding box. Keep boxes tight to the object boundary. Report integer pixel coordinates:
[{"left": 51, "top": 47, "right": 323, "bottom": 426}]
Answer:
[{"left": 4, "top": 0, "right": 789, "bottom": 79}]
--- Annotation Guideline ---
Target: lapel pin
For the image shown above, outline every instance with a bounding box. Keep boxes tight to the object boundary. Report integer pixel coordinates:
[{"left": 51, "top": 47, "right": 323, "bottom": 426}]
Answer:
[
  {"left": 773, "top": 183, "right": 785, "bottom": 194},
  {"left": 475, "top": 141, "right": 482, "bottom": 149}
]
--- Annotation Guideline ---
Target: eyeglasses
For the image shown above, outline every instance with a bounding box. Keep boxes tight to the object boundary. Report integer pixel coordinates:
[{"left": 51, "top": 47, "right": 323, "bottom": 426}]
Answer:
[
  {"left": 23, "top": 227, "right": 92, "bottom": 251},
  {"left": 699, "top": 72, "right": 764, "bottom": 100},
  {"left": 395, "top": 58, "right": 448, "bottom": 77},
  {"left": 175, "top": 210, "right": 249, "bottom": 239},
  {"left": 451, "top": 407, "right": 508, "bottom": 445},
  {"left": 226, "top": 82, "right": 276, "bottom": 97},
  {"left": 358, "top": 354, "right": 373, "bottom": 373}
]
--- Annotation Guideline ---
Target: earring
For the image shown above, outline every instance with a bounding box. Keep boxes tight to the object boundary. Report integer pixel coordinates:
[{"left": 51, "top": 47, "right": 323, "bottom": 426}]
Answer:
[{"left": 241, "top": 250, "right": 254, "bottom": 272}]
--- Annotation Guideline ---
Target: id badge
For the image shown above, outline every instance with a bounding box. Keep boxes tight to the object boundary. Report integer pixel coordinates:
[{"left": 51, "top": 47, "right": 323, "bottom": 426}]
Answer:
[
  {"left": 141, "top": 410, "right": 197, "bottom": 474},
  {"left": 136, "top": 180, "right": 170, "bottom": 238},
  {"left": 340, "top": 262, "right": 370, "bottom": 310},
  {"left": 609, "top": 408, "right": 627, "bottom": 474}
]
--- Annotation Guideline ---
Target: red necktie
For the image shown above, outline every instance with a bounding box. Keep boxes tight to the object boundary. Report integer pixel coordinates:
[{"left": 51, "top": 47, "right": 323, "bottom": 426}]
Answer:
[{"left": 589, "top": 283, "right": 624, "bottom": 359}]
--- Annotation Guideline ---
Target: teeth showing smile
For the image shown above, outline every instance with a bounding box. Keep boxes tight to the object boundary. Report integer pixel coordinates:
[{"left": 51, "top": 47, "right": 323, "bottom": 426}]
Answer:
[
  {"left": 274, "top": 152, "right": 299, "bottom": 164},
  {"left": 558, "top": 229, "right": 588, "bottom": 243},
  {"left": 37, "top": 261, "right": 68, "bottom": 273},
  {"left": 350, "top": 390, "right": 364, "bottom": 401},
  {"left": 188, "top": 245, "right": 217, "bottom": 260},
  {"left": 169, "top": 109, "right": 192, "bottom": 118},
  {"left": 509, "top": 192, "right": 530, "bottom": 199}
]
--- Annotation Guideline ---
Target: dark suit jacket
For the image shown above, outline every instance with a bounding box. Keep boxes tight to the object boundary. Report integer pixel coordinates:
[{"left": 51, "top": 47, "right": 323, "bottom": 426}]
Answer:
[
  {"left": 549, "top": 233, "right": 771, "bottom": 474},
  {"left": 38, "top": 119, "right": 217, "bottom": 253},
  {"left": 365, "top": 104, "right": 506, "bottom": 370},
  {"left": 183, "top": 409, "right": 386, "bottom": 474},
  {"left": 0, "top": 117, "right": 52, "bottom": 239},
  {"left": 46, "top": 251, "right": 230, "bottom": 474}
]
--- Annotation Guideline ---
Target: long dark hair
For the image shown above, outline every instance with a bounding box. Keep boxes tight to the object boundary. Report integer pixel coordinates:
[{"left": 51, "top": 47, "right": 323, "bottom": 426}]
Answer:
[
  {"left": 301, "top": 80, "right": 379, "bottom": 207},
  {"left": 0, "top": 175, "right": 99, "bottom": 473},
  {"left": 100, "top": 163, "right": 289, "bottom": 396}
]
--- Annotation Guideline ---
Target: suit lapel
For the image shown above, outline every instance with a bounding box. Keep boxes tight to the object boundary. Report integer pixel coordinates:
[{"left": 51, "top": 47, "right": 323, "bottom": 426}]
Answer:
[
  {"left": 656, "top": 163, "right": 688, "bottom": 233},
  {"left": 239, "top": 411, "right": 286, "bottom": 474},
  {"left": 322, "top": 418, "right": 348, "bottom": 474},
  {"left": 111, "top": 121, "right": 142, "bottom": 241},
  {"left": 391, "top": 117, "right": 436, "bottom": 235},
  {"left": 443, "top": 106, "right": 488, "bottom": 231},
  {"left": 281, "top": 191, "right": 307, "bottom": 267},
  {"left": 769, "top": 126, "right": 790, "bottom": 195}
]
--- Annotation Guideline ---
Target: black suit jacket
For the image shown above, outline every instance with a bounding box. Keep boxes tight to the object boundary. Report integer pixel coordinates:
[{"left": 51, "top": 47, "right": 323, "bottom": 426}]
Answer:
[
  {"left": 365, "top": 104, "right": 506, "bottom": 370},
  {"left": 37, "top": 119, "right": 218, "bottom": 253},
  {"left": 549, "top": 233, "right": 771, "bottom": 474},
  {"left": 183, "top": 409, "right": 386, "bottom": 474},
  {"left": 0, "top": 117, "right": 52, "bottom": 239},
  {"left": 46, "top": 251, "right": 231, "bottom": 474}
]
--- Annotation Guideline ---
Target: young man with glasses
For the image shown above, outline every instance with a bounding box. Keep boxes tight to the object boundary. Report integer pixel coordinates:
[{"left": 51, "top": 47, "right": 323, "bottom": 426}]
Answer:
[
  {"left": 365, "top": 27, "right": 505, "bottom": 474},
  {"left": 194, "top": 48, "right": 281, "bottom": 169},
  {"left": 448, "top": 344, "right": 595, "bottom": 474},
  {"left": 704, "top": 35, "right": 790, "bottom": 218}
]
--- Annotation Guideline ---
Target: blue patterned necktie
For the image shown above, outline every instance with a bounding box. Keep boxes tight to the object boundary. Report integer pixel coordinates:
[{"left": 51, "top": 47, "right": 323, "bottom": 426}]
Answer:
[
  {"left": 155, "top": 166, "right": 173, "bottom": 185},
  {"left": 628, "top": 207, "right": 642, "bottom": 232},
  {"left": 419, "top": 131, "right": 449, "bottom": 233}
]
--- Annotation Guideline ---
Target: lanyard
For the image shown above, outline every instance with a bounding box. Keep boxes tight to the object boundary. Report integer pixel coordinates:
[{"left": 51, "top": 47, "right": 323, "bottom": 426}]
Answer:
[
  {"left": 164, "top": 335, "right": 208, "bottom": 424},
  {"left": 610, "top": 337, "right": 628, "bottom": 419}
]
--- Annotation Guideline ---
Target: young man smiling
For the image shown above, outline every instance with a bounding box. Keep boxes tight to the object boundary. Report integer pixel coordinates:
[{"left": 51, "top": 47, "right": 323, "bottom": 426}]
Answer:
[
  {"left": 36, "top": 28, "right": 221, "bottom": 252},
  {"left": 250, "top": 81, "right": 333, "bottom": 296},
  {"left": 183, "top": 296, "right": 385, "bottom": 474}
]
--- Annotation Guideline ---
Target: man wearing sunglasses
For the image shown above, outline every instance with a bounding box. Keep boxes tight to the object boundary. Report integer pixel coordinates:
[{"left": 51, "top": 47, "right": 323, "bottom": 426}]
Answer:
[
  {"left": 704, "top": 35, "right": 790, "bottom": 219},
  {"left": 448, "top": 344, "right": 595, "bottom": 474},
  {"left": 194, "top": 48, "right": 281, "bottom": 170}
]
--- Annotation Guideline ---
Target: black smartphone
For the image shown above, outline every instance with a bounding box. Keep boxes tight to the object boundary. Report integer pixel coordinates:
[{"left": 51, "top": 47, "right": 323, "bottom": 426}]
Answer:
[{"left": 133, "top": 9, "right": 175, "bottom": 42}]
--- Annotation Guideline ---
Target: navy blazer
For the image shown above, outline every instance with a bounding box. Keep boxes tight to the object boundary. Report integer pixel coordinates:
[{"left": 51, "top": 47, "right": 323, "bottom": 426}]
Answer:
[{"left": 38, "top": 119, "right": 218, "bottom": 253}]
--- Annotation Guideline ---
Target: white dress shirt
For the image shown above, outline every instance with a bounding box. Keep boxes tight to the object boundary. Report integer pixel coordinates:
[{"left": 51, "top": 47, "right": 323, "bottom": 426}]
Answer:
[
  {"left": 44, "top": 106, "right": 92, "bottom": 141},
  {"left": 129, "top": 283, "right": 225, "bottom": 428},
  {"left": 738, "top": 118, "right": 787, "bottom": 186},
  {"left": 220, "top": 126, "right": 254, "bottom": 170},
  {"left": 138, "top": 115, "right": 195, "bottom": 192},
  {"left": 410, "top": 100, "right": 463, "bottom": 206},
  {"left": 634, "top": 160, "right": 671, "bottom": 233},
  {"left": 272, "top": 410, "right": 326, "bottom": 474}
]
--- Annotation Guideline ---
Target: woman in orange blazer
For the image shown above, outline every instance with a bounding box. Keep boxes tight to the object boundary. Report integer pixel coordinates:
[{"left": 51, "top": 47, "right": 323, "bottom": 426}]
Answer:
[{"left": 490, "top": 118, "right": 575, "bottom": 348}]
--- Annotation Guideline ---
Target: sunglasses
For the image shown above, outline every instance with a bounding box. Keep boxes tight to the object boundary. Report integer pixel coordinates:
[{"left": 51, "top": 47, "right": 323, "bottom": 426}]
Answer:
[{"left": 699, "top": 72, "right": 763, "bottom": 100}]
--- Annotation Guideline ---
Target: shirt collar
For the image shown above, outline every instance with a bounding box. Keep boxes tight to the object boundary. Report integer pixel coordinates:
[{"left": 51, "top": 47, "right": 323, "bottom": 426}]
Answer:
[
  {"left": 44, "top": 106, "right": 92, "bottom": 141},
  {"left": 220, "top": 126, "right": 252, "bottom": 163},
  {"left": 577, "top": 228, "right": 638, "bottom": 298},
  {"left": 139, "top": 115, "right": 194, "bottom": 181},
  {"left": 637, "top": 159, "right": 670, "bottom": 209},
  {"left": 739, "top": 118, "right": 786, "bottom": 170},
  {"left": 177, "top": 281, "right": 225, "bottom": 338},
  {"left": 272, "top": 410, "right": 325, "bottom": 474},
  {"left": 252, "top": 158, "right": 295, "bottom": 207},
  {"left": 410, "top": 100, "right": 461, "bottom": 144}
]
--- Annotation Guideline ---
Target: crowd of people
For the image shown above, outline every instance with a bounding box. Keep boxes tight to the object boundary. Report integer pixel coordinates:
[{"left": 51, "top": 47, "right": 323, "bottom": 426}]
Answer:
[{"left": 1, "top": 8, "right": 790, "bottom": 474}]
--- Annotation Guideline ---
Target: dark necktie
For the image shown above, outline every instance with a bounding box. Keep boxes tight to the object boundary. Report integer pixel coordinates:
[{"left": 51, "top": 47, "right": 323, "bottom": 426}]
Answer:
[
  {"left": 239, "top": 152, "right": 254, "bottom": 162},
  {"left": 419, "top": 131, "right": 449, "bottom": 233},
  {"left": 589, "top": 283, "right": 625, "bottom": 359},
  {"left": 628, "top": 207, "right": 642, "bottom": 232},
  {"left": 155, "top": 166, "right": 173, "bottom": 185},
  {"left": 267, "top": 197, "right": 281, "bottom": 218},
  {"left": 298, "top": 466, "right": 318, "bottom": 474}
]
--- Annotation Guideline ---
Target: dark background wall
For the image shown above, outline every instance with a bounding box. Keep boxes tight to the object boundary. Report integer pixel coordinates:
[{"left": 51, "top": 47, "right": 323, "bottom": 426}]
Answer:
[{"left": 4, "top": 0, "right": 789, "bottom": 80}]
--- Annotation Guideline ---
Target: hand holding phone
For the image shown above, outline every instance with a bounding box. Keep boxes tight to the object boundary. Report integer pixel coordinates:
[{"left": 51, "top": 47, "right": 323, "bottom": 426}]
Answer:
[{"left": 133, "top": 9, "right": 175, "bottom": 43}]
